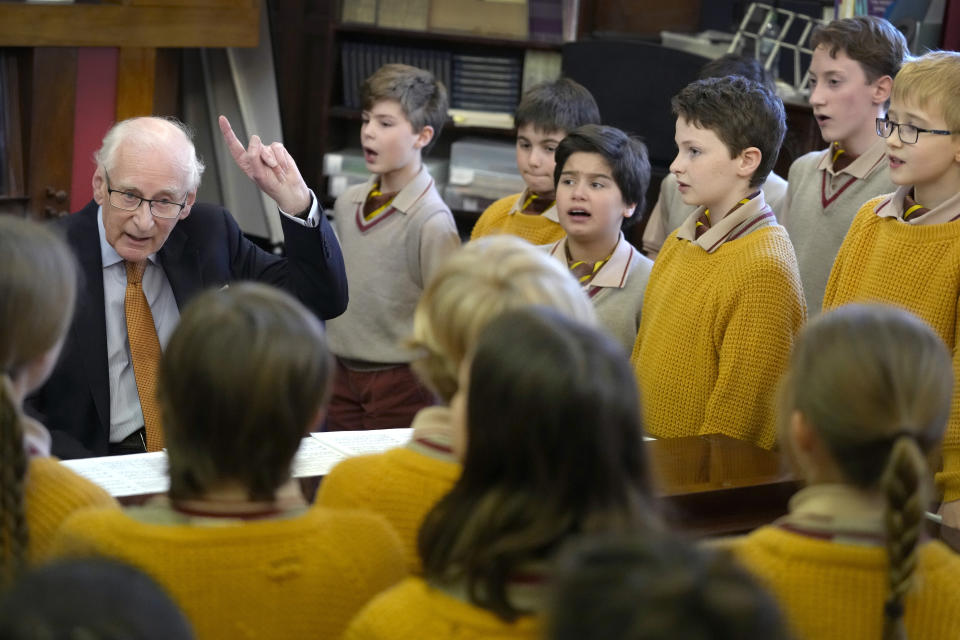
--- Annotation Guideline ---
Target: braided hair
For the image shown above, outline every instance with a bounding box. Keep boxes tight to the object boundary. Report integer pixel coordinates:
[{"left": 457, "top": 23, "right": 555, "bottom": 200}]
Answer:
[
  {"left": 0, "top": 217, "right": 77, "bottom": 587},
  {"left": 780, "top": 304, "right": 952, "bottom": 639}
]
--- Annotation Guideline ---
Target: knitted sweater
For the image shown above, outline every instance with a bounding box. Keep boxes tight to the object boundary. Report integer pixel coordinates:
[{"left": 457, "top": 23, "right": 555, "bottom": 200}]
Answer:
[
  {"left": 823, "top": 195, "right": 960, "bottom": 501},
  {"left": 470, "top": 192, "right": 566, "bottom": 245},
  {"left": 316, "top": 407, "right": 462, "bottom": 573},
  {"left": 642, "top": 171, "right": 788, "bottom": 258},
  {"left": 721, "top": 528, "right": 960, "bottom": 640},
  {"left": 632, "top": 225, "right": 805, "bottom": 449},
  {"left": 780, "top": 142, "right": 894, "bottom": 312},
  {"left": 327, "top": 167, "right": 460, "bottom": 364},
  {"left": 344, "top": 577, "right": 540, "bottom": 640},
  {"left": 52, "top": 503, "right": 407, "bottom": 640},
  {"left": 24, "top": 457, "right": 117, "bottom": 564},
  {"left": 546, "top": 234, "right": 653, "bottom": 354}
]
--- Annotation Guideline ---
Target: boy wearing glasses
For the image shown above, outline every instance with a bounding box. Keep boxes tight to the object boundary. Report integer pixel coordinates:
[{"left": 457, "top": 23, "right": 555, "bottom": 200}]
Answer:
[
  {"left": 779, "top": 16, "right": 906, "bottom": 310},
  {"left": 823, "top": 51, "right": 960, "bottom": 529}
]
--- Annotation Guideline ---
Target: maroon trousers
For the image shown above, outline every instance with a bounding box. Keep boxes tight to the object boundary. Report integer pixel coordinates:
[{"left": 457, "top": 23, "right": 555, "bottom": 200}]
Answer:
[{"left": 326, "top": 359, "right": 435, "bottom": 431}]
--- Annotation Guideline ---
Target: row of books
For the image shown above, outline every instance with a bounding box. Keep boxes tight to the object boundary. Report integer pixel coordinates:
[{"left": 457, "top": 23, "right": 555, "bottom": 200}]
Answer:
[
  {"left": 341, "top": 0, "right": 578, "bottom": 42},
  {"left": 341, "top": 42, "right": 528, "bottom": 114}
]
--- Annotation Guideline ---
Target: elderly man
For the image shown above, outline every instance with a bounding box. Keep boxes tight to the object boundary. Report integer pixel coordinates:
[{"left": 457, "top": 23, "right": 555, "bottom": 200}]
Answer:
[{"left": 29, "top": 116, "right": 347, "bottom": 458}]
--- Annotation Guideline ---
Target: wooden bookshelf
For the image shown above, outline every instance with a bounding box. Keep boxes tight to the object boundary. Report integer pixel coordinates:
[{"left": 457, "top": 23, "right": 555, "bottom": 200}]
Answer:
[{"left": 335, "top": 22, "right": 563, "bottom": 51}]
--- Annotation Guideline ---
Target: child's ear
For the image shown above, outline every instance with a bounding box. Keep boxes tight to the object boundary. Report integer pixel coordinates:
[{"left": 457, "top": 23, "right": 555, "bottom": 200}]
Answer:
[
  {"left": 737, "top": 147, "right": 762, "bottom": 179},
  {"left": 413, "top": 125, "right": 435, "bottom": 150},
  {"left": 622, "top": 201, "right": 638, "bottom": 218},
  {"left": 871, "top": 75, "right": 893, "bottom": 105}
]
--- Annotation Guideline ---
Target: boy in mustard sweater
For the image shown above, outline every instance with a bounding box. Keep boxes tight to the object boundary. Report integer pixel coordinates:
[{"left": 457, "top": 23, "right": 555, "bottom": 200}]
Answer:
[
  {"left": 470, "top": 78, "right": 600, "bottom": 244},
  {"left": 631, "top": 76, "right": 805, "bottom": 449},
  {"left": 823, "top": 51, "right": 960, "bottom": 528},
  {"left": 779, "top": 16, "right": 907, "bottom": 311},
  {"left": 54, "top": 285, "right": 406, "bottom": 640}
]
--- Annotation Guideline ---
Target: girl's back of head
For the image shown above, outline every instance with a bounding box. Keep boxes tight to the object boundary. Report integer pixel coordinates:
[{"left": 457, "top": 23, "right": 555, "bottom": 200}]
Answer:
[
  {"left": 0, "top": 216, "right": 78, "bottom": 586},
  {"left": 419, "top": 306, "right": 655, "bottom": 621},
  {"left": 781, "top": 303, "right": 953, "bottom": 640},
  {"left": 410, "top": 235, "right": 595, "bottom": 402},
  {"left": 548, "top": 534, "right": 790, "bottom": 640},
  {"left": 158, "top": 283, "right": 332, "bottom": 503}
]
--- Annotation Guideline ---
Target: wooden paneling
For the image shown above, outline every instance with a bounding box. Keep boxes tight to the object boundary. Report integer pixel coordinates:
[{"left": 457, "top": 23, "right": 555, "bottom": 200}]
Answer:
[
  {"left": 27, "top": 48, "right": 78, "bottom": 221},
  {"left": 0, "top": 2, "right": 260, "bottom": 48},
  {"left": 268, "top": 0, "right": 337, "bottom": 190},
  {"left": 116, "top": 47, "right": 157, "bottom": 120}
]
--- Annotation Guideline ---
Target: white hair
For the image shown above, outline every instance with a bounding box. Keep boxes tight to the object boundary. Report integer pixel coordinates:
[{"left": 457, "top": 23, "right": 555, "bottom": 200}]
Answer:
[{"left": 93, "top": 116, "right": 206, "bottom": 192}]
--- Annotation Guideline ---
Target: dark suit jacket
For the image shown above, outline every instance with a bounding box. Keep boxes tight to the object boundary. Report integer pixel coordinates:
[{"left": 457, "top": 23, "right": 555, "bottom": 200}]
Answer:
[{"left": 28, "top": 200, "right": 348, "bottom": 458}]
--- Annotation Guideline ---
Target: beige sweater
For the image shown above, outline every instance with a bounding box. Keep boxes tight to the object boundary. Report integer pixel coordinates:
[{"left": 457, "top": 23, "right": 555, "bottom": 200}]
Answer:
[
  {"left": 779, "top": 141, "right": 894, "bottom": 312},
  {"left": 326, "top": 167, "right": 460, "bottom": 364}
]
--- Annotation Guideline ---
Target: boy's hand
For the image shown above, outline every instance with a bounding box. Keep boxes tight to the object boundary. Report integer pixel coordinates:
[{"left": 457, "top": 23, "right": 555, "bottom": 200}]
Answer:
[{"left": 219, "top": 115, "right": 311, "bottom": 215}]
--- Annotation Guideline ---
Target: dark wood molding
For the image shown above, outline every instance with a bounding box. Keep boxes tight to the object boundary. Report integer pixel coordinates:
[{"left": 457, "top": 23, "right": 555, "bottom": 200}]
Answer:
[{"left": 0, "top": 2, "right": 260, "bottom": 48}]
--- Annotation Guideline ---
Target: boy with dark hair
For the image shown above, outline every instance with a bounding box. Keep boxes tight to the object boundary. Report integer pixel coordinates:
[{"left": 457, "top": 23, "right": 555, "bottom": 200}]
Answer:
[
  {"left": 643, "top": 54, "right": 789, "bottom": 259},
  {"left": 632, "top": 76, "right": 805, "bottom": 450},
  {"left": 470, "top": 77, "right": 601, "bottom": 244},
  {"left": 780, "top": 16, "right": 907, "bottom": 310},
  {"left": 547, "top": 124, "right": 654, "bottom": 352},
  {"left": 326, "top": 63, "right": 461, "bottom": 430},
  {"left": 823, "top": 51, "right": 960, "bottom": 528}
]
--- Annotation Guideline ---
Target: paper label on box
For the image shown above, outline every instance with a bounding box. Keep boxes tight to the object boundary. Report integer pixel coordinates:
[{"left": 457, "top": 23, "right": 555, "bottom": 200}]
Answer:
[
  {"left": 323, "top": 153, "right": 343, "bottom": 176},
  {"left": 449, "top": 167, "right": 476, "bottom": 186}
]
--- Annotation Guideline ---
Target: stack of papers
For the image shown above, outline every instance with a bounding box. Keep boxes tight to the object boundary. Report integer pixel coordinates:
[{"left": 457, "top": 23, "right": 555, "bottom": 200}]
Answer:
[{"left": 61, "top": 428, "right": 414, "bottom": 498}]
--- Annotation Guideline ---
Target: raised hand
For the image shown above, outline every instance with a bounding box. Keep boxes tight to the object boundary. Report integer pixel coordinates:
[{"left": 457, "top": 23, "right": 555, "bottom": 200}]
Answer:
[{"left": 219, "top": 115, "right": 311, "bottom": 214}]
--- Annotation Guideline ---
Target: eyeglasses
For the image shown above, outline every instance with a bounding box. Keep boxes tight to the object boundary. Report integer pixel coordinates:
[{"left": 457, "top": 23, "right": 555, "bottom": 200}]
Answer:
[
  {"left": 104, "top": 171, "right": 187, "bottom": 219},
  {"left": 876, "top": 117, "right": 954, "bottom": 145}
]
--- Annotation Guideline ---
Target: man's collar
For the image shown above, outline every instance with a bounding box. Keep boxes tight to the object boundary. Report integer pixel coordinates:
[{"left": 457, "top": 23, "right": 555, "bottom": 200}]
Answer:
[{"left": 97, "top": 205, "right": 159, "bottom": 268}]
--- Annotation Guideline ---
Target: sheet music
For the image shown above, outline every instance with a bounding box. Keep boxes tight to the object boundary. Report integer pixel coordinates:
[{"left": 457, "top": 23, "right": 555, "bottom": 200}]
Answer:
[
  {"left": 312, "top": 428, "right": 413, "bottom": 456},
  {"left": 61, "top": 452, "right": 170, "bottom": 498},
  {"left": 290, "top": 437, "right": 349, "bottom": 477},
  {"left": 60, "top": 429, "right": 415, "bottom": 498}
]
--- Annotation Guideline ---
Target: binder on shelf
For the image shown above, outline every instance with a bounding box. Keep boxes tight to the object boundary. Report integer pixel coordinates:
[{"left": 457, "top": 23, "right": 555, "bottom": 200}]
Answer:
[
  {"left": 376, "top": 0, "right": 429, "bottom": 31},
  {"left": 521, "top": 49, "right": 562, "bottom": 93},
  {"left": 429, "top": 0, "right": 529, "bottom": 39},
  {"left": 341, "top": 42, "right": 455, "bottom": 110},
  {"left": 341, "top": 0, "right": 377, "bottom": 25},
  {"left": 528, "top": 0, "right": 563, "bottom": 42}
]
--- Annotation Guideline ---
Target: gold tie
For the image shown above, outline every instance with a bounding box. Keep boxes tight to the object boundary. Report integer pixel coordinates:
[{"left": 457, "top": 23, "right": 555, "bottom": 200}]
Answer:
[{"left": 125, "top": 260, "right": 164, "bottom": 452}]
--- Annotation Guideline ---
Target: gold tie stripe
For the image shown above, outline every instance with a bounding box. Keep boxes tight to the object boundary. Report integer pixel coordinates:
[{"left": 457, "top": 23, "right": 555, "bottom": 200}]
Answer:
[
  {"left": 125, "top": 260, "right": 164, "bottom": 452},
  {"left": 363, "top": 184, "right": 398, "bottom": 221}
]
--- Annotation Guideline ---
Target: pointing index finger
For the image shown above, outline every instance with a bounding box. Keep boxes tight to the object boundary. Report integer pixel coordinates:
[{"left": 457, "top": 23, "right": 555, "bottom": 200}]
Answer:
[{"left": 218, "top": 115, "right": 245, "bottom": 160}]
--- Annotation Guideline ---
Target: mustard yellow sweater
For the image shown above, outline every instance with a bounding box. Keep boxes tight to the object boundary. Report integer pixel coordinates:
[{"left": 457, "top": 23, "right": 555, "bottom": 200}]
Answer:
[
  {"left": 632, "top": 226, "right": 806, "bottom": 449},
  {"left": 344, "top": 577, "right": 540, "bottom": 640},
  {"left": 470, "top": 193, "right": 566, "bottom": 245},
  {"left": 722, "top": 527, "right": 960, "bottom": 640},
  {"left": 316, "top": 446, "right": 461, "bottom": 573},
  {"left": 24, "top": 457, "right": 116, "bottom": 564},
  {"left": 52, "top": 503, "right": 406, "bottom": 640},
  {"left": 823, "top": 197, "right": 960, "bottom": 501}
]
